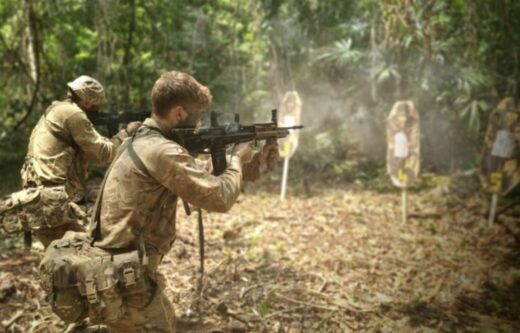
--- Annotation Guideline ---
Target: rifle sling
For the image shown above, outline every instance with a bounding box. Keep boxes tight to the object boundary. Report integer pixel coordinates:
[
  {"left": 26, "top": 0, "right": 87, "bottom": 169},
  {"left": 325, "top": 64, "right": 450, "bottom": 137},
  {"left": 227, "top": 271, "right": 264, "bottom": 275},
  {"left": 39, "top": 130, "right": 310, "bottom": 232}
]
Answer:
[
  {"left": 90, "top": 135, "right": 152, "bottom": 265},
  {"left": 127, "top": 135, "right": 152, "bottom": 178},
  {"left": 90, "top": 139, "right": 131, "bottom": 242}
]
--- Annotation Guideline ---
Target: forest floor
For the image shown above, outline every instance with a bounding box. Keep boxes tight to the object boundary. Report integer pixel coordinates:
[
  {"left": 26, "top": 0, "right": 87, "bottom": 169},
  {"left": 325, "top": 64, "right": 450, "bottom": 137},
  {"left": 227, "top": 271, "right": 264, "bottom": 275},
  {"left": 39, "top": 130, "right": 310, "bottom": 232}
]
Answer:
[{"left": 1, "top": 173, "right": 520, "bottom": 333}]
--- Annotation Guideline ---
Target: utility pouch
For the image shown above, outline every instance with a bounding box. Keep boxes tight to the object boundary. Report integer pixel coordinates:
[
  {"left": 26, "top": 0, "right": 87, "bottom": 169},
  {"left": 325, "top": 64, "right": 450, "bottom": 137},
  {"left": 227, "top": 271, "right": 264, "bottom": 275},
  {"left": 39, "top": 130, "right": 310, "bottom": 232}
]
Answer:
[
  {"left": 77, "top": 256, "right": 124, "bottom": 324},
  {"left": 31, "top": 185, "right": 71, "bottom": 229},
  {"left": 113, "top": 250, "right": 149, "bottom": 306},
  {"left": 40, "top": 231, "right": 147, "bottom": 324},
  {"left": 40, "top": 231, "right": 91, "bottom": 323}
]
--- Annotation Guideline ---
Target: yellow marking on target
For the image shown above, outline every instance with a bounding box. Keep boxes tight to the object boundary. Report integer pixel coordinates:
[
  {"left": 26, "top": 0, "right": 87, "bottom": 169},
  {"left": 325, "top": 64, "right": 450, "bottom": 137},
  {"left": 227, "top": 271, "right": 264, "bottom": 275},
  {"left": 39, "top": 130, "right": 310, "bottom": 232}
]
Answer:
[
  {"left": 280, "top": 140, "right": 292, "bottom": 158},
  {"left": 398, "top": 169, "right": 408, "bottom": 184},
  {"left": 489, "top": 172, "right": 503, "bottom": 193}
]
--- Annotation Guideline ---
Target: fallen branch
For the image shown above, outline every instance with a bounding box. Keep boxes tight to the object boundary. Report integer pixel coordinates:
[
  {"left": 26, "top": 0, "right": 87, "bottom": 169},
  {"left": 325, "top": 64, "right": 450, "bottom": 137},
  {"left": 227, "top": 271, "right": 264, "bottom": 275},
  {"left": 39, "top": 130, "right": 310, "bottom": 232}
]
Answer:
[
  {"left": 264, "top": 306, "right": 306, "bottom": 319},
  {"left": 240, "top": 283, "right": 266, "bottom": 300},
  {"left": 307, "top": 289, "right": 378, "bottom": 313},
  {"left": 408, "top": 212, "right": 442, "bottom": 219},
  {"left": 1, "top": 310, "right": 24, "bottom": 329},
  {"left": 216, "top": 302, "right": 255, "bottom": 328},
  {"left": 274, "top": 292, "right": 339, "bottom": 312}
]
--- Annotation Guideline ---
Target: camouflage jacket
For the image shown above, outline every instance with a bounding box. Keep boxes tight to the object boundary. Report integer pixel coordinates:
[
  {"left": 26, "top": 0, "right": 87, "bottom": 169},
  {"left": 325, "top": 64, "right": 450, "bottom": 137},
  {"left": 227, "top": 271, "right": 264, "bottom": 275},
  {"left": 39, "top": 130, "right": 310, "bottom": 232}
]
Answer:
[
  {"left": 22, "top": 100, "right": 127, "bottom": 197},
  {"left": 94, "top": 117, "right": 243, "bottom": 259}
]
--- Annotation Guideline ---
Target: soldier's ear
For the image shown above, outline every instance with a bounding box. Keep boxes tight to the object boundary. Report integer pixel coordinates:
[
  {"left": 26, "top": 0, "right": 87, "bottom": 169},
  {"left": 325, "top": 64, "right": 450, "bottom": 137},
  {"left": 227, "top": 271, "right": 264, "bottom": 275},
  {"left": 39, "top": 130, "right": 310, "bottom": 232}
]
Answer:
[
  {"left": 167, "top": 105, "right": 186, "bottom": 124},
  {"left": 176, "top": 106, "right": 187, "bottom": 120}
]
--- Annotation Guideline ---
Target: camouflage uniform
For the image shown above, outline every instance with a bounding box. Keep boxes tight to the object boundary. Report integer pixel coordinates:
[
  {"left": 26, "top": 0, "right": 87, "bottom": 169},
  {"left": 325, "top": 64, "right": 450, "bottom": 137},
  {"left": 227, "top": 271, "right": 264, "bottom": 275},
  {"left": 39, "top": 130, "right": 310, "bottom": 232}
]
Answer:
[
  {"left": 21, "top": 100, "right": 128, "bottom": 247},
  {"left": 92, "top": 117, "right": 244, "bottom": 332}
]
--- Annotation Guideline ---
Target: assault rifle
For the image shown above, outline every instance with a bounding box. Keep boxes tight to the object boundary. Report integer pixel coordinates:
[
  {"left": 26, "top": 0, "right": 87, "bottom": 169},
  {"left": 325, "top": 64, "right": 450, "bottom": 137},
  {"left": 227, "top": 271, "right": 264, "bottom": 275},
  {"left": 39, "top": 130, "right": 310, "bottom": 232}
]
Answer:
[
  {"left": 172, "top": 109, "right": 303, "bottom": 175},
  {"left": 87, "top": 110, "right": 150, "bottom": 136},
  {"left": 88, "top": 108, "right": 303, "bottom": 175}
]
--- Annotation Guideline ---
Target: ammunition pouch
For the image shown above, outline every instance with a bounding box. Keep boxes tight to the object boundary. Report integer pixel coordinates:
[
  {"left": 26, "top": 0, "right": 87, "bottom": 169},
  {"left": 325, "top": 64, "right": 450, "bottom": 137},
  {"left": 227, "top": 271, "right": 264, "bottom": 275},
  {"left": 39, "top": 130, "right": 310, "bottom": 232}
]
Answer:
[{"left": 39, "top": 231, "right": 148, "bottom": 324}]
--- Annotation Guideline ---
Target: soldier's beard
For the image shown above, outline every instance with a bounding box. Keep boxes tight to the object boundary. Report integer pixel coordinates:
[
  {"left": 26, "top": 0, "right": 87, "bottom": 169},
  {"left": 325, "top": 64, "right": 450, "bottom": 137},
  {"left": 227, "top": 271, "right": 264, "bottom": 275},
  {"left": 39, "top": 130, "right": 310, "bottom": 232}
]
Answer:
[{"left": 176, "top": 112, "right": 201, "bottom": 132}]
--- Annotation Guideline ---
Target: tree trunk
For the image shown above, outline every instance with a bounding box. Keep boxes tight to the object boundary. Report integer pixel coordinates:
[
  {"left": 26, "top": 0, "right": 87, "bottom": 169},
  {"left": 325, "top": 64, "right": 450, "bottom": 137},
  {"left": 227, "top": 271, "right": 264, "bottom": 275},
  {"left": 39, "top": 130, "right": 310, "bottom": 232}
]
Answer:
[
  {"left": 13, "top": 0, "right": 41, "bottom": 130},
  {"left": 122, "top": 0, "right": 136, "bottom": 102},
  {"left": 370, "top": 17, "right": 378, "bottom": 102}
]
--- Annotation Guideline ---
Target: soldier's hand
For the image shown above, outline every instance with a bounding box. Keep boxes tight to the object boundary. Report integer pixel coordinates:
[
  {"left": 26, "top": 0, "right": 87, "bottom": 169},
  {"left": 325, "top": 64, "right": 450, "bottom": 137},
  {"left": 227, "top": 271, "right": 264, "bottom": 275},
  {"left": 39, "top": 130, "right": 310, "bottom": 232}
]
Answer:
[
  {"left": 231, "top": 142, "right": 253, "bottom": 165},
  {"left": 125, "top": 121, "right": 142, "bottom": 136},
  {"left": 259, "top": 138, "right": 280, "bottom": 170}
]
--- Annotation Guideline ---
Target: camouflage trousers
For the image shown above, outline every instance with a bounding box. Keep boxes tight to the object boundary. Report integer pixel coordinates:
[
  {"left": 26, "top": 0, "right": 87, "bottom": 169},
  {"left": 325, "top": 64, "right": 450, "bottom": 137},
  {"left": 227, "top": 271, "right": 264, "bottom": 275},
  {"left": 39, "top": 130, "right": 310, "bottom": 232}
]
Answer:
[
  {"left": 0, "top": 184, "right": 87, "bottom": 248},
  {"left": 106, "top": 272, "right": 175, "bottom": 333},
  {"left": 30, "top": 188, "right": 87, "bottom": 248}
]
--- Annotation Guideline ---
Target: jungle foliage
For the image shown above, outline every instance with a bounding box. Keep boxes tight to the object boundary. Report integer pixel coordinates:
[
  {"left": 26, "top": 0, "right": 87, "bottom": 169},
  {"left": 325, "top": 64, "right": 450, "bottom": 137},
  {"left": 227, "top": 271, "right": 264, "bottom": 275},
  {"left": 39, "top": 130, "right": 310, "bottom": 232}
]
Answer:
[{"left": 0, "top": 0, "right": 519, "bottom": 172}]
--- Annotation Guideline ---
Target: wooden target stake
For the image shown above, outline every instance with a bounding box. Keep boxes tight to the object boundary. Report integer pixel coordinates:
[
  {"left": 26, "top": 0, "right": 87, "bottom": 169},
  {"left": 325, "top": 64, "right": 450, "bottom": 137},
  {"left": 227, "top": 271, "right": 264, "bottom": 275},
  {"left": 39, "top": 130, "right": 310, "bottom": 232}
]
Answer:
[
  {"left": 401, "top": 189, "right": 408, "bottom": 224},
  {"left": 280, "top": 156, "right": 290, "bottom": 201},
  {"left": 277, "top": 91, "right": 302, "bottom": 202},
  {"left": 488, "top": 194, "right": 498, "bottom": 226}
]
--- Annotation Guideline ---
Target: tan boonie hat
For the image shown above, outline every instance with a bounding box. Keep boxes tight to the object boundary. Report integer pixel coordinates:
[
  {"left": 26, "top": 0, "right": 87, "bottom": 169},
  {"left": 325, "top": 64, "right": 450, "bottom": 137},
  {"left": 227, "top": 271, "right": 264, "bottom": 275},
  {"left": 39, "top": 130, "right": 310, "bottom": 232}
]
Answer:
[{"left": 67, "top": 75, "right": 106, "bottom": 108}]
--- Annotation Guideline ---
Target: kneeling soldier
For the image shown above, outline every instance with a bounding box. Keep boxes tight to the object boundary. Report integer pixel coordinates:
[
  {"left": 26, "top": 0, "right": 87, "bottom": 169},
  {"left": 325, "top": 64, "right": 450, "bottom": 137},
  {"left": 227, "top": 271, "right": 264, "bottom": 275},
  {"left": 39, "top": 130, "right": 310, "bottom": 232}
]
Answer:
[
  {"left": 20, "top": 76, "right": 140, "bottom": 247},
  {"left": 87, "top": 71, "right": 276, "bottom": 332}
]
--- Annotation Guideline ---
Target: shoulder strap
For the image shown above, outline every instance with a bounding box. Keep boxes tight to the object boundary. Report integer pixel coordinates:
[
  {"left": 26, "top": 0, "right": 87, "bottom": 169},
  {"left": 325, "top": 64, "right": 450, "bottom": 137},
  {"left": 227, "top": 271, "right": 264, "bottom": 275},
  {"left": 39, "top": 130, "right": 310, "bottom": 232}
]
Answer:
[
  {"left": 123, "top": 132, "right": 154, "bottom": 265},
  {"left": 89, "top": 139, "right": 131, "bottom": 241},
  {"left": 89, "top": 130, "right": 155, "bottom": 266},
  {"left": 127, "top": 135, "right": 152, "bottom": 178},
  {"left": 90, "top": 128, "right": 190, "bottom": 266},
  {"left": 90, "top": 129, "right": 155, "bottom": 240}
]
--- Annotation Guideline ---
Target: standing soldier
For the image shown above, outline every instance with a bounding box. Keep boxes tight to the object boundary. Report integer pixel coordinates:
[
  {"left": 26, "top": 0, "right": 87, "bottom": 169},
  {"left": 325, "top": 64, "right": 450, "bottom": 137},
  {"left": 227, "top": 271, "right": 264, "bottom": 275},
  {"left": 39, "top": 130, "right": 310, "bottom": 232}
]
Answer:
[{"left": 19, "top": 75, "right": 141, "bottom": 247}]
